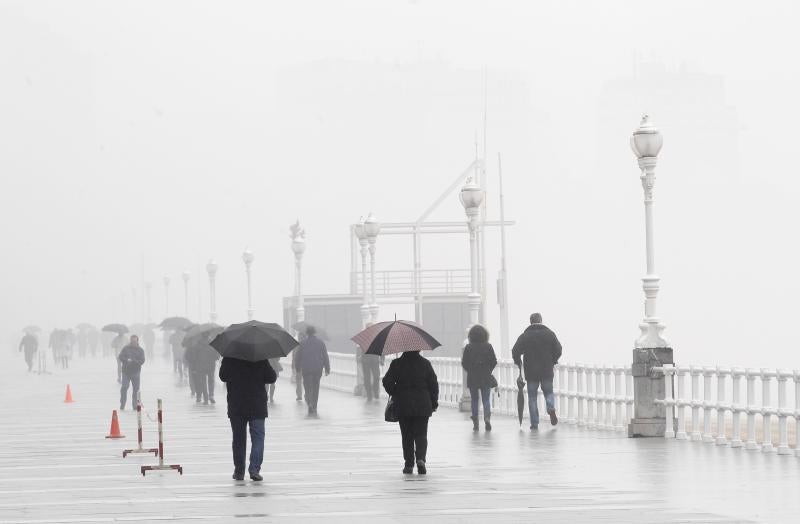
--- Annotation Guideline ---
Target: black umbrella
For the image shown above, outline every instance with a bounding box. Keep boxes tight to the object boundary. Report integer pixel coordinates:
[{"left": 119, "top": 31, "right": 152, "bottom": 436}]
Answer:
[
  {"left": 291, "top": 321, "right": 329, "bottom": 341},
  {"left": 102, "top": 323, "right": 129, "bottom": 335},
  {"left": 158, "top": 316, "right": 193, "bottom": 331},
  {"left": 210, "top": 321, "right": 299, "bottom": 361},
  {"left": 183, "top": 323, "right": 224, "bottom": 348},
  {"left": 516, "top": 365, "right": 526, "bottom": 426}
]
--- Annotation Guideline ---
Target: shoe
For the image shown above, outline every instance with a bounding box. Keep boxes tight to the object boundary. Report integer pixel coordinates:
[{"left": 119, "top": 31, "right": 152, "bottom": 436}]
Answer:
[
  {"left": 402, "top": 464, "right": 413, "bottom": 474},
  {"left": 120, "top": 406, "right": 125, "bottom": 411},
  {"left": 530, "top": 424, "right": 538, "bottom": 431},
  {"left": 203, "top": 400, "right": 209, "bottom": 405},
  {"left": 250, "top": 472, "right": 263, "bottom": 481},
  {"left": 210, "top": 398, "right": 216, "bottom": 404},
  {"left": 548, "top": 408, "right": 558, "bottom": 426},
  {"left": 195, "top": 398, "right": 201, "bottom": 404},
  {"left": 484, "top": 415, "right": 492, "bottom": 432},
  {"left": 232, "top": 472, "right": 244, "bottom": 481},
  {"left": 471, "top": 416, "right": 479, "bottom": 432},
  {"left": 416, "top": 460, "right": 426, "bottom": 475}
]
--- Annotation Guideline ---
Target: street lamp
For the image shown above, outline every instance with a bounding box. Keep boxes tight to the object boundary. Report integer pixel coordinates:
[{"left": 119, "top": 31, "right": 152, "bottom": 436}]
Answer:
[
  {"left": 163, "top": 276, "right": 170, "bottom": 318},
  {"left": 364, "top": 213, "right": 381, "bottom": 324},
  {"left": 630, "top": 114, "right": 668, "bottom": 349},
  {"left": 458, "top": 175, "right": 485, "bottom": 412},
  {"left": 460, "top": 176, "right": 485, "bottom": 327},
  {"left": 290, "top": 221, "right": 306, "bottom": 324},
  {"left": 629, "top": 114, "right": 674, "bottom": 438},
  {"left": 206, "top": 259, "right": 218, "bottom": 323},
  {"left": 354, "top": 218, "right": 370, "bottom": 328},
  {"left": 181, "top": 271, "right": 190, "bottom": 318},
  {"left": 242, "top": 248, "right": 255, "bottom": 320}
]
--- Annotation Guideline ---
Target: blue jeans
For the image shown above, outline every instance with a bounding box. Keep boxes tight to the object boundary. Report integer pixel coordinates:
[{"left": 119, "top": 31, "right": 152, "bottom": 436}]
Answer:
[
  {"left": 527, "top": 378, "right": 555, "bottom": 427},
  {"left": 120, "top": 372, "right": 140, "bottom": 410},
  {"left": 230, "top": 416, "right": 265, "bottom": 475},
  {"left": 469, "top": 386, "right": 491, "bottom": 418}
]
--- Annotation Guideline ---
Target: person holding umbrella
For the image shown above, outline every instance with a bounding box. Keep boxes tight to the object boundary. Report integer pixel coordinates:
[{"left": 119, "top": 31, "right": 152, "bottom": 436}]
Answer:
[
  {"left": 461, "top": 324, "right": 498, "bottom": 432},
  {"left": 512, "top": 312, "right": 562, "bottom": 430},
  {"left": 354, "top": 319, "right": 440, "bottom": 475},
  {"left": 295, "top": 325, "right": 330, "bottom": 417},
  {"left": 19, "top": 330, "right": 39, "bottom": 372},
  {"left": 213, "top": 321, "right": 297, "bottom": 482}
]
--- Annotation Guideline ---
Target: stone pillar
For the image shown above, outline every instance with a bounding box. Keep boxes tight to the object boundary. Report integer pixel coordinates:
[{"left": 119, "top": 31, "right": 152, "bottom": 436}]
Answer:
[{"left": 628, "top": 347, "right": 674, "bottom": 437}]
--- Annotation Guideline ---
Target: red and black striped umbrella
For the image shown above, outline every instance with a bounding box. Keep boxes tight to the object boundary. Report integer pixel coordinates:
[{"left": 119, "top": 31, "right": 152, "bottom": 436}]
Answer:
[{"left": 351, "top": 320, "right": 441, "bottom": 356}]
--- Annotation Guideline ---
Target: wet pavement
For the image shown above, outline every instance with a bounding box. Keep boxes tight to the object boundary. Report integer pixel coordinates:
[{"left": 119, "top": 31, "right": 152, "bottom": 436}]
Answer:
[{"left": 0, "top": 354, "right": 797, "bottom": 523}]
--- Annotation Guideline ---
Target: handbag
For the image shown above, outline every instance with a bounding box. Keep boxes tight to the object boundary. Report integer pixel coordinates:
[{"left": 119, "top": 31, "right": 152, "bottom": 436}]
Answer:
[{"left": 384, "top": 396, "right": 399, "bottom": 423}]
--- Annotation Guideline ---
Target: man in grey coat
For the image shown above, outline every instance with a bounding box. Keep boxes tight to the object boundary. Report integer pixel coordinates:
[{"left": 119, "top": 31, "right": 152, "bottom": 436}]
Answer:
[
  {"left": 512, "top": 313, "right": 562, "bottom": 430},
  {"left": 294, "top": 326, "right": 330, "bottom": 417}
]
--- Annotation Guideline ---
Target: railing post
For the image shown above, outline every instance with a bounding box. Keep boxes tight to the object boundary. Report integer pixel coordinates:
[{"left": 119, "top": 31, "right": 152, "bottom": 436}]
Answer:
[
  {"left": 614, "top": 366, "right": 625, "bottom": 431},
  {"left": 625, "top": 367, "right": 634, "bottom": 427},
  {"left": 702, "top": 367, "right": 714, "bottom": 443},
  {"left": 675, "top": 367, "right": 687, "bottom": 440},
  {"left": 576, "top": 364, "right": 585, "bottom": 426},
  {"left": 730, "top": 368, "right": 743, "bottom": 448},
  {"left": 567, "top": 364, "right": 576, "bottom": 425},
  {"left": 715, "top": 367, "right": 728, "bottom": 446},
  {"left": 586, "top": 365, "right": 595, "bottom": 429},
  {"left": 761, "top": 369, "right": 774, "bottom": 453},
  {"left": 690, "top": 366, "right": 702, "bottom": 441},
  {"left": 745, "top": 369, "right": 759, "bottom": 450},
  {"left": 795, "top": 370, "right": 800, "bottom": 458},
  {"left": 662, "top": 364, "right": 675, "bottom": 438},
  {"left": 604, "top": 366, "right": 613, "bottom": 430},
  {"left": 596, "top": 365, "right": 604, "bottom": 428},
  {"left": 777, "top": 370, "right": 791, "bottom": 455}
]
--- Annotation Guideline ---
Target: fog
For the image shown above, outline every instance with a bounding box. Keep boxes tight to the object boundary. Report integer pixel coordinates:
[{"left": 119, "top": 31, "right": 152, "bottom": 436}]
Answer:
[{"left": 2, "top": 0, "right": 799, "bottom": 369}]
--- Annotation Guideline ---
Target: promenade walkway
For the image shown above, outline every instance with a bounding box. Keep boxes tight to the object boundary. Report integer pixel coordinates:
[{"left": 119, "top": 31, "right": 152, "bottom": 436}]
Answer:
[{"left": 0, "top": 355, "right": 798, "bottom": 523}]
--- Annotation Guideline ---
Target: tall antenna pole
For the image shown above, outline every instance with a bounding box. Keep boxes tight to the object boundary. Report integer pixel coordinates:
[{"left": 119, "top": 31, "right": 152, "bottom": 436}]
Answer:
[
  {"left": 497, "top": 153, "right": 510, "bottom": 359},
  {"left": 478, "top": 69, "right": 489, "bottom": 325}
]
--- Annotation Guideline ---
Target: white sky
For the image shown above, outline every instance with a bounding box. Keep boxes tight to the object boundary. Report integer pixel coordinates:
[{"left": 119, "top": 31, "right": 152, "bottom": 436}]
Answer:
[{"left": 2, "top": 0, "right": 799, "bottom": 368}]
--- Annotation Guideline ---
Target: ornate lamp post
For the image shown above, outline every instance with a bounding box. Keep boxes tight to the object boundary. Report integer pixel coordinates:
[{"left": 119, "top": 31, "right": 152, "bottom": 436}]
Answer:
[
  {"left": 163, "top": 276, "right": 170, "bottom": 317},
  {"left": 290, "top": 221, "right": 306, "bottom": 324},
  {"left": 628, "top": 114, "right": 674, "bottom": 438},
  {"left": 206, "top": 259, "right": 218, "bottom": 323},
  {"left": 363, "top": 213, "right": 381, "bottom": 324},
  {"left": 242, "top": 248, "right": 255, "bottom": 320},
  {"left": 460, "top": 177, "right": 485, "bottom": 327},
  {"left": 458, "top": 176, "right": 485, "bottom": 411},
  {"left": 181, "top": 271, "right": 190, "bottom": 318},
  {"left": 354, "top": 218, "right": 371, "bottom": 328}
]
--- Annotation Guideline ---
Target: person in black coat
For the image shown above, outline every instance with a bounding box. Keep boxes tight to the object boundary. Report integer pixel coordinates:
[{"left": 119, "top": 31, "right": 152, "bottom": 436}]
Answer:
[
  {"left": 461, "top": 324, "right": 498, "bottom": 432},
  {"left": 294, "top": 326, "right": 330, "bottom": 417},
  {"left": 382, "top": 351, "right": 439, "bottom": 475},
  {"left": 194, "top": 340, "right": 221, "bottom": 405},
  {"left": 511, "top": 313, "right": 563, "bottom": 429},
  {"left": 219, "top": 357, "right": 277, "bottom": 482},
  {"left": 118, "top": 335, "right": 146, "bottom": 410}
]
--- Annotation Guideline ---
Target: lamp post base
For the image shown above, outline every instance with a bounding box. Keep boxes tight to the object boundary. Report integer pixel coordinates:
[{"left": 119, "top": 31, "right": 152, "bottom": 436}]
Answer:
[{"left": 628, "top": 347, "right": 674, "bottom": 438}]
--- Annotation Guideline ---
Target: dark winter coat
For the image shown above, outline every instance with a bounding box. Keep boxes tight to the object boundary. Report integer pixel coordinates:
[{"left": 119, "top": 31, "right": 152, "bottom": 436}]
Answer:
[
  {"left": 118, "top": 344, "right": 146, "bottom": 375},
  {"left": 295, "top": 335, "right": 330, "bottom": 375},
  {"left": 218, "top": 358, "right": 277, "bottom": 418},
  {"left": 193, "top": 343, "right": 220, "bottom": 372},
  {"left": 461, "top": 342, "right": 498, "bottom": 389},
  {"left": 511, "top": 323, "right": 562, "bottom": 381},
  {"left": 382, "top": 352, "right": 439, "bottom": 417}
]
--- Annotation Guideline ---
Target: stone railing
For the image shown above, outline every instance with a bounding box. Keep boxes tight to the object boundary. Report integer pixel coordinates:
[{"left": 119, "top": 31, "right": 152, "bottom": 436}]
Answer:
[
  {"left": 655, "top": 365, "right": 799, "bottom": 456},
  {"left": 326, "top": 352, "right": 634, "bottom": 431}
]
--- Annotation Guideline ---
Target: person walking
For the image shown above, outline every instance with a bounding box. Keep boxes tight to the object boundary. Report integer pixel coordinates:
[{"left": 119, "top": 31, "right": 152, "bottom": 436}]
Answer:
[
  {"left": 295, "top": 326, "right": 330, "bottom": 417},
  {"left": 361, "top": 348, "right": 384, "bottom": 402},
  {"left": 219, "top": 357, "right": 277, "bottom": 481},
  {"left": 512, "top": 313, "right": 562, "bottom": 430},
  {"left": 169, "top": 330, "right": 186, "bottom": 381},
  {"left": 118, "top": 335, "right": 146, "bottom": 410},
  {"left": 382, "top": 350, "right": 439, "bottom": 475},
  {"left": 461, "top": 324, "right": 498, "bottom": 432},
  {"left": 19, "top": 332, "right": 38, "bottom": 372},
  {"left": 194, "top": 339, "right": 220, "bottom": 405},
  {"left": 267, "top": 358, "right": 283, "bottom": 403},
  {"left": 292, "top": 332, "right": 305, "bottom": 401}
]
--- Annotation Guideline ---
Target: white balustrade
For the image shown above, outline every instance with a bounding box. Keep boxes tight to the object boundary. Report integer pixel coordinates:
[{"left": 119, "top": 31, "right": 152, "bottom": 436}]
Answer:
[{"left": 655, "top": 364, "right": 799, "bottom": 456}]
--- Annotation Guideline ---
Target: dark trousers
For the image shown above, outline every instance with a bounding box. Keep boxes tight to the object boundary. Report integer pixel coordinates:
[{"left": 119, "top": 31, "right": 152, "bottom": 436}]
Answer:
[
  {"left": 398, "top": 416, "right": 429, "bottom": 465},
  {"left": 24, "top": 350, "right": 36, "bottom": 371},
  {"left": 362, "top": 362, "right": 380, "bottom": 400},
  {"left": 194, "top": 367, "right": 215, "bottom": 402},
  {"left": 303, "top": 372, "right": 322, "bottom": 412},
  {"left": 229, "top": 416, "right": 265, "bottom": 475},
  {"left": 120, "top": 372, "right": 141, "bottom": 409}
]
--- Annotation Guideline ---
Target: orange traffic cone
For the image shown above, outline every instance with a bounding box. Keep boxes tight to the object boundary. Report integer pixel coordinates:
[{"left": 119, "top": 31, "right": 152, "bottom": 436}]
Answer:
[
  {"left": 105, "top": 410, "right": 125, "bottom": 439},
  {"left": 64, "top": 385, "right": 74, "bottom": 403}
]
